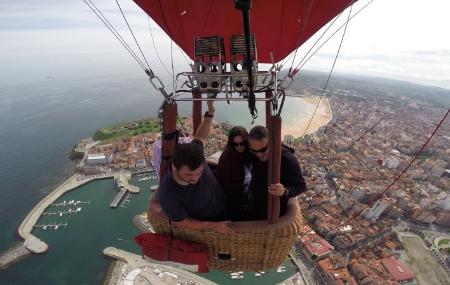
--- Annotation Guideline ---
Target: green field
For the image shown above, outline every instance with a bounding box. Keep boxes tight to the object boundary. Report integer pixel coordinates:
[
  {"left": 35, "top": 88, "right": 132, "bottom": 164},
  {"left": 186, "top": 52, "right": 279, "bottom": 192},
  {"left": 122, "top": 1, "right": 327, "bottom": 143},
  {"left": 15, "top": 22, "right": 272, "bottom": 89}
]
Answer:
[
  {"left": 438, "top": 238, "right": 450, "bottom": 247},
  {"left": 93, "top": 118, "right": 160, "bottom": 141}
]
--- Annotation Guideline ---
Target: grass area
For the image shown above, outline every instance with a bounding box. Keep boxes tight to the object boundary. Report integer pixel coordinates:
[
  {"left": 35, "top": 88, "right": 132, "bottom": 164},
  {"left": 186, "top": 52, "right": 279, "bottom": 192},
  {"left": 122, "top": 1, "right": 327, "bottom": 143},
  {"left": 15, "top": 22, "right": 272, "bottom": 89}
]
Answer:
[
  {"left": 438, "top": 238, "right": 450, "bottom": 247},
  {"left": 93, "top": 118, "right": 160, "bottom": 142},
  {"left": 401, "top": 236, "right": 450, "bottom": 285}
]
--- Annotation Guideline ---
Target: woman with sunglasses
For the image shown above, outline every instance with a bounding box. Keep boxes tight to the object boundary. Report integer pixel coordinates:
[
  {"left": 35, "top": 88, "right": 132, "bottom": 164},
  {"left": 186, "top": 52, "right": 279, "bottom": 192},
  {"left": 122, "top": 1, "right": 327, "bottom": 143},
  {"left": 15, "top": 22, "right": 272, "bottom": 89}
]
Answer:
[{"left": 216, "top": 126, "right": 253, "bottom": 221}]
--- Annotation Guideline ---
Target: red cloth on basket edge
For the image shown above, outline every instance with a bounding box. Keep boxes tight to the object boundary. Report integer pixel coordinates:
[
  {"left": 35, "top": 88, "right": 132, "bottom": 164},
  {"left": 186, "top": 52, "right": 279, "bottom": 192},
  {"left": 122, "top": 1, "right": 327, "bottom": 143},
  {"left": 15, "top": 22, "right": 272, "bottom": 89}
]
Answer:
[{"left": 134, "top": 233, "right": 209, "bottom": 272}]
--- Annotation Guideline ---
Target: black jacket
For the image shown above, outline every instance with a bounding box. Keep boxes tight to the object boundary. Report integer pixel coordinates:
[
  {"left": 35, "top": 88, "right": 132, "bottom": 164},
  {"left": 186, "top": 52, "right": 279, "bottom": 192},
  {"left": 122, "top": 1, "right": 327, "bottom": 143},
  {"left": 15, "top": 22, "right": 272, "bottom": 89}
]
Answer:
[{"left": 250, "top": 147, "right": 306, "bottom": 220}]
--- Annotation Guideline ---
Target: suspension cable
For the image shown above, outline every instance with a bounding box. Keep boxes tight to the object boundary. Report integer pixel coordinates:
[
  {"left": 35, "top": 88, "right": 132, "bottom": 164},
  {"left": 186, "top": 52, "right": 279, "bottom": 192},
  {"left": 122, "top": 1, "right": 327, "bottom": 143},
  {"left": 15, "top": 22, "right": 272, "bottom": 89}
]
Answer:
[
  {"left": 347, "top": 107, "right": 450, "bottom": 222},
  {"left": 115, "top": 0, "right": 151, "bottom": 70},
  {"left": 148, "top": 17, "right": 171, "bottom": 76},
  {"left": 83, "top": 0, "right": 147, "bottom": 72},
  {"left": 382, "top": 108, "right": 449, "bottom": 196},
  {"left": 279, "top": 1, "right": 344, "bottom": 72},
  {"left": 287, "top": 0, "right": 316, "bottom": 73},
  {"left": 170, "top": 39, "right": 176, "bottom": 95},
  {"left": 294, "top": 0, "right": 373, "bottom": 73},
  {"left": 84, "top": 0, "right": 172, "bottom": 100},
  {"left": 302, "top": 4, "right": 353, "bottom": 136},
  {"left": 177, "top": 46, "right": 193, "bottom": 67}
]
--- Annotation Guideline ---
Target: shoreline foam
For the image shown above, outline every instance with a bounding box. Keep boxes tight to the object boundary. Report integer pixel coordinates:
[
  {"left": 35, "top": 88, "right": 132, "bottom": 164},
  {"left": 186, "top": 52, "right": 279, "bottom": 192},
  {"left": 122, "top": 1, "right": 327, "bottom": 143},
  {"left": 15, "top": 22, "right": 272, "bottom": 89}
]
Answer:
[{"left": 282, "top": 96, "right": 333, "bottom": 138}]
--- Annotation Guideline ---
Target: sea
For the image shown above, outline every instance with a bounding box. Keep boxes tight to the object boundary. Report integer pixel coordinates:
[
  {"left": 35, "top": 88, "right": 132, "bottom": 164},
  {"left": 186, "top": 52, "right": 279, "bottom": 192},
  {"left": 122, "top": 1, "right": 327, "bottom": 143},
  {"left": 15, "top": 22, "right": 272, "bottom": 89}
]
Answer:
[{"left": 0, "top": 74, "right": 316, "bottom": 284}]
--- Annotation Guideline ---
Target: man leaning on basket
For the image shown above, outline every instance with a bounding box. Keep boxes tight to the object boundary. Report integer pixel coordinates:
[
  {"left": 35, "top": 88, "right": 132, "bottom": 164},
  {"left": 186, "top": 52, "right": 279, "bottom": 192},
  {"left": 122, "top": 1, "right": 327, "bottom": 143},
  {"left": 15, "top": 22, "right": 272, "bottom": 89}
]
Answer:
[{"left": 153, "top": 101, "right": 233, "bottom": 234}]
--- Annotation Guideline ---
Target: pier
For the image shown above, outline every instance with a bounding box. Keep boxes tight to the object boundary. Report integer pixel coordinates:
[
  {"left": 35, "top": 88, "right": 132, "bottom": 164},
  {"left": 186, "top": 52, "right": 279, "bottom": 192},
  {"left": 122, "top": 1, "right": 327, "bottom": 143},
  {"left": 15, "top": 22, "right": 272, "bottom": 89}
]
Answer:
[
  {"left": 0, "top": 243, "right": 31, "bottom": 269},
  {"left": 110, "top": 173, "right": 140, "bottom": 208},
  {"left": 110, "top": 188, "right": 128, "bottom": 208},
  {"left": 17, "top": 173, "right": 113, "bottom": 253},
  {"left": 42, "top": 207, "right": 82, "bottom": 216},
  {"left": 103, "top": 247, "right": 217, "bottom": 285}
]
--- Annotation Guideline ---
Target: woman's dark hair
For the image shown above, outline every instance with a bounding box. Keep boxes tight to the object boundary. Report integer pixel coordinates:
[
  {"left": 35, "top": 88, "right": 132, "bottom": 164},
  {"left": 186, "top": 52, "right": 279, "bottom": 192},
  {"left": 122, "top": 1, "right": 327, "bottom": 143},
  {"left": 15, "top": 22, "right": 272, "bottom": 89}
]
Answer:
[
  {"left": 226, "top": 126, "right": 251, "bottom": 167},
  {"left": 226, "top": 126, "right": 249, "bottom": 149}
]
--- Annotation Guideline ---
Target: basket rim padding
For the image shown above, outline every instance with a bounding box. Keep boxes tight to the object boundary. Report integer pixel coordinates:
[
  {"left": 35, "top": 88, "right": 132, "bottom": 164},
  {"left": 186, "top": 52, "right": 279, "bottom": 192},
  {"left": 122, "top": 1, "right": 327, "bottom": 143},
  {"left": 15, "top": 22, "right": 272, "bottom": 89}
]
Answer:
[{"left": 149, "top": 196, "right": 299, "bottom": 233}]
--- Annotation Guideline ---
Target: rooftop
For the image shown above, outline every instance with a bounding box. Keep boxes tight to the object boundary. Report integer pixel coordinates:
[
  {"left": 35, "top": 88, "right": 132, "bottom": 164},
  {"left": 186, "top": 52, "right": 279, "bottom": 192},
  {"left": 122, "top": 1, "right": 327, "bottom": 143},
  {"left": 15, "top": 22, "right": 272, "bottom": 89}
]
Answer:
[{"left": 381, "top": 256, "right": 415, "bottom": 282}]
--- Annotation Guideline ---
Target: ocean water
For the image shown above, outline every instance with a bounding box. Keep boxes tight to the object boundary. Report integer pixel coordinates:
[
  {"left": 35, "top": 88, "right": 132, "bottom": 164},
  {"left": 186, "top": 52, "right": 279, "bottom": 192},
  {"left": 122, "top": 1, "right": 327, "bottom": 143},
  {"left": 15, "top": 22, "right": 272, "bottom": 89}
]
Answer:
[{"left": 0, "top": 75, "right": 313, "bottom": 284}]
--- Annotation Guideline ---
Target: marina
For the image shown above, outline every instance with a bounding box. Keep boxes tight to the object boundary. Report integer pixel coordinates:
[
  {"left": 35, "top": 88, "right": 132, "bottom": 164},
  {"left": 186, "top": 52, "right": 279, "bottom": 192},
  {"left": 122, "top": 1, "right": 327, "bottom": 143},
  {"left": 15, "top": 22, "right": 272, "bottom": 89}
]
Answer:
[
  {"left": 42, "top": 207, "right": 82, "bottom": 216},
  {"left": 33, "top": 222, "right": 68, "bottom": 231},
  {"left": 50, "top": 200, "right": 90, "bottom": 207}
]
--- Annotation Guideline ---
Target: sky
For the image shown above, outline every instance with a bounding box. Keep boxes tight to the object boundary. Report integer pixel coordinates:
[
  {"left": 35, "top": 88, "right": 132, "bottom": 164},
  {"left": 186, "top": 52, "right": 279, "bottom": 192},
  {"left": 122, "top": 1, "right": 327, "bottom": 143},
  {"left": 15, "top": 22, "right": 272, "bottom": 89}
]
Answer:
[{"left": 0, "top": 0, "right": 449, "bottom": 90}]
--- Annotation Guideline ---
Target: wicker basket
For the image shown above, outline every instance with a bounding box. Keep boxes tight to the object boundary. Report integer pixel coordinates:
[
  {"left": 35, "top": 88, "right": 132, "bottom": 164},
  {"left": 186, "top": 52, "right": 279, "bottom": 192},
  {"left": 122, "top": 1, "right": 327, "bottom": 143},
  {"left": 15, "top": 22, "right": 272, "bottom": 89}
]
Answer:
[{"left": 147, "top": 198, "right": 302, "bottom": 271}]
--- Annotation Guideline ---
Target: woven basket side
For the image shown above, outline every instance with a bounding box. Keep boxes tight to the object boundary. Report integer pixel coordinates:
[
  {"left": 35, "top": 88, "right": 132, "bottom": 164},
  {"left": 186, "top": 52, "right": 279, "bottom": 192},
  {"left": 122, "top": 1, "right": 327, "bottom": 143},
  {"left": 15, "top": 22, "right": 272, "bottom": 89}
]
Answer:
[{"left": 147, "top": 208, "right": 303, "bottom": 271}]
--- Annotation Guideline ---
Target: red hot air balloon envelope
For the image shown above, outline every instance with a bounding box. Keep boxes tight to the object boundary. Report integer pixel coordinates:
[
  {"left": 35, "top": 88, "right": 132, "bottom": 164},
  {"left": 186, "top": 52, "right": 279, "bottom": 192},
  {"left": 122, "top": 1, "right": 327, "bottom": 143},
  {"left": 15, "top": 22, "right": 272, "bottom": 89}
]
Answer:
[{"left": 132, "top": 0, "right": 355, "bottom": 63}]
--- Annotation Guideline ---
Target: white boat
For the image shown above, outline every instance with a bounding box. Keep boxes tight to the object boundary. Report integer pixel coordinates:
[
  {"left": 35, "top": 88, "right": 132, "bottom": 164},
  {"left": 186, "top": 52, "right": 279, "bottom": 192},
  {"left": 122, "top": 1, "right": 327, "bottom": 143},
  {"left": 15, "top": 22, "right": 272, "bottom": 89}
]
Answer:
[
  {"left": 254, "top": 273, "right": 262, "bottom": 277},
  {"left": 43, "top": 226, "right": 48, "bottom": 230},
  {"left": 55, "top": 225, "right": 59, "bottom": 230}
]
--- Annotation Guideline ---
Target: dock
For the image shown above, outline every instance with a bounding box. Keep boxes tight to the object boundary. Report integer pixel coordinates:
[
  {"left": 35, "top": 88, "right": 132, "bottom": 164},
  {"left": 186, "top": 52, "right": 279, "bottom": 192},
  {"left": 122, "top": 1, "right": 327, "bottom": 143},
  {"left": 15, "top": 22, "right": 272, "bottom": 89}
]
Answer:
[
  {"left": 110, "top": 188, "right": 128, "bottom": 208},
  {"left": 103, "top": 247, "right": 217, "bottom": 285},
  {"left": 0, "top": 243, "right": 31, "bottom": 269},
  {"left": 110, "top": 173, "right": 140, "bottom": 208},
  {"left": 33, "top": 222, "right": 68, "bottom": 231}
]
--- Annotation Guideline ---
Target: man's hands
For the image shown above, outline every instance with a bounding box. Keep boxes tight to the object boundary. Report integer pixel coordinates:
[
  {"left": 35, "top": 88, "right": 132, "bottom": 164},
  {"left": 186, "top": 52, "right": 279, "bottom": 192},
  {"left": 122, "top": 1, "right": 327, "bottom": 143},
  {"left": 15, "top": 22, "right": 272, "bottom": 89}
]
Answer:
[
  {"left": 210, "top": 220, "right": 233, "bottom": 234},
  {"left": 174, "top": 218, "right": 233, "bottom": 234},
  {"left": 268, "top": 183, "right": 286, "bottom": 197}
]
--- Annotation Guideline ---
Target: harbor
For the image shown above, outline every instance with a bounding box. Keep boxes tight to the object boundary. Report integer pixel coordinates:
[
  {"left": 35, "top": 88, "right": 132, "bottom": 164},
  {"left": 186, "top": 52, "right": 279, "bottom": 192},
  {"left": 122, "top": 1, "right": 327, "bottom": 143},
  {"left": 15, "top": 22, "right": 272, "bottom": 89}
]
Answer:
[
  {"left": 17, "top": 173, "right": 113, "bottom": 254},
  {"left": 0, "top": 177, "right": 155, "bottom": 284},
  {"left": 0, "top": 171, "right": 146, "bottom": 270}
]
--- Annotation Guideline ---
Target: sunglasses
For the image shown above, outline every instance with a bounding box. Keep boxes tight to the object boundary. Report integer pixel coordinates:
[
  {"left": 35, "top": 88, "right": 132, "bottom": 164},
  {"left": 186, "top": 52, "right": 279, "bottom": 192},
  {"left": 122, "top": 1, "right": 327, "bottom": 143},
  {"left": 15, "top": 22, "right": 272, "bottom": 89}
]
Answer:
[
  {"left": 232, "top": 142, "right": 247, "bottom": 147},
  {"left": 249, "top": 145, "right": 268, "bottom": 153}
]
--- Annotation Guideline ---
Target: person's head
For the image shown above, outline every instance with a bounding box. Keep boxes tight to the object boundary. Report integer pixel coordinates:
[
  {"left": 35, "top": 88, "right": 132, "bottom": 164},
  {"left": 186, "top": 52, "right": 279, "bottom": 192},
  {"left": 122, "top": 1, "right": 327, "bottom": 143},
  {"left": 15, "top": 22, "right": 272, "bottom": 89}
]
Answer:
[
  {"left": 249, "top": 125, "right": 269, "bottom": 161},
  {"left": 172, "top": 142, "right": 205, "bottom": 184},
  {"left": 227, "top": 126, "right": 249, "bottom": 154}
]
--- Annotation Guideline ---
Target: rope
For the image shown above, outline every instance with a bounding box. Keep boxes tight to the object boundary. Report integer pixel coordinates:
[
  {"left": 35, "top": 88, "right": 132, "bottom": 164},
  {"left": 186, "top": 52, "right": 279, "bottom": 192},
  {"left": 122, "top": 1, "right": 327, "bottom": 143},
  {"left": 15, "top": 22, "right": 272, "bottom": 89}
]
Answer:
[
  {"left": 115, "top": 0, "right": 151, "bottom": 70},
  {"left": 177, "top": 46, "right": 193, "bottom": 67},
  {"left": 349, "top": 107, "right": 449, "bottom": 220},
  {"left": 302, "top": 5, "right": 353, "bottom": 136},
  {"left": 293, "top": 0, "right": 373, "bottom": 73},
  {"left": 148, "top": 17, "right": 171, "bottom": 76},
  {"left": 382, "top": 108, "right": 449, "bottom": 196},
  {"left": 279, "top": 0, "right": 342, "bottom": 72},
  {"left": 177, "top": 115, "right": 189, "bottom": 137},
  {"left": 170, "top": 39, "right": 176, "bottom": 96},
  {"left": 287, "top": 0, "right": 316, "bottom": 73},
  {"left": 83, "top": 0, "right": 147, "bottom": 72}
]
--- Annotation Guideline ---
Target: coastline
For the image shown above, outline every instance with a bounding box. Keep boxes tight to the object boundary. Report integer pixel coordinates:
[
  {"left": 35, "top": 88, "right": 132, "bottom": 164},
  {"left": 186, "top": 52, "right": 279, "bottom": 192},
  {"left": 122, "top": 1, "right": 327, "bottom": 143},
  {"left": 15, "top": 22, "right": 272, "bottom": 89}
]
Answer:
[
  {"left": 282, "top": 96, "right": 333, "bottom": 138},
  {"left": 1, "top": 169, "right": 154, "bottom": 270},
  {"left": 17, "top": 173, "right": 114, "bottom": 253}
]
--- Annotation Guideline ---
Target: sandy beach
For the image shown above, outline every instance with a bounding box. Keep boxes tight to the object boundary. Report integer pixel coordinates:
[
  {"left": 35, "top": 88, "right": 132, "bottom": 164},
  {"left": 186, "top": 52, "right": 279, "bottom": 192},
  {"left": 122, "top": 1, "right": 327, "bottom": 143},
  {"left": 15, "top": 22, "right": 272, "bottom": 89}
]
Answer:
[{"left": 282, "top": 96, "right": 332, "bottom": 138}]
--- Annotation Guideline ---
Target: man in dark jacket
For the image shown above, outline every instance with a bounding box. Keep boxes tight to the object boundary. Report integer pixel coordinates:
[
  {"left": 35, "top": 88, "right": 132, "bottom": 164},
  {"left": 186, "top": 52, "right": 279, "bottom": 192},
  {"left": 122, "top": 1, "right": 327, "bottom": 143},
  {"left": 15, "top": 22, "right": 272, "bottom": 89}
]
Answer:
[
  {"left": 156, "top": 101, "right": 232, "bottom": 234},
  {"left": 248, "top": 125, "right": 306, "bottom": 220}
]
